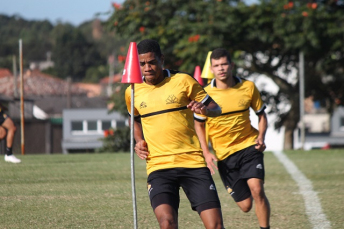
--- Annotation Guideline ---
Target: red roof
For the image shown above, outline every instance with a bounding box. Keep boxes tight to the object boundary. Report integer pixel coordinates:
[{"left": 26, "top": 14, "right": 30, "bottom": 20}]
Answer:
[
  {"left": 0, "top": 69, "right": 87, "bottom": 97},
  {"left": 0, "top": 68, "right": 12, "bottom": 78},
  {"left": 100, "top": 74, "right": 122, "bottom": 84}
]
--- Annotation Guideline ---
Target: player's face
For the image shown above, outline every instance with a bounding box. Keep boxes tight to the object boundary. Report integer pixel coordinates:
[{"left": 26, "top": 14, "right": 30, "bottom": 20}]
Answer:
[
  {"left": 139, "top": 52, "right": 165, "bottom": 85},
  {"left": 210, "top": 56, "right": 232, "bottom": 81}
]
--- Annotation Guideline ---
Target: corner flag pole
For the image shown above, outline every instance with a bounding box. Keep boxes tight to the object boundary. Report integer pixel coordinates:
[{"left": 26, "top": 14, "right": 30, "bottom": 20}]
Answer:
[
  {"left": 19, "top": 39, "right": 25, "bottom": 155},
  {"left": 121, "top": 42, "right": 143, "bottom": 229},
  {"left": 130, "top": 84, "right": 137, "bottom": 229}
]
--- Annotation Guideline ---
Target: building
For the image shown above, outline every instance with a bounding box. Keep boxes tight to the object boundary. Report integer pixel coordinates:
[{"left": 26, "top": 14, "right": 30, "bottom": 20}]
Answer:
[
  {"left": 61, "top": 109, "right": 127, "bottom": 154},
  {"left": 0, "top": 69, "right": 112, "bottom": 154},
  {"left": 294, "top": 105, "right": 344, "bottom": 150}
]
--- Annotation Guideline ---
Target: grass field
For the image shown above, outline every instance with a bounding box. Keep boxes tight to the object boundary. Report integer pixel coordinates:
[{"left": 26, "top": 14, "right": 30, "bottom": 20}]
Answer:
[{"left": 0, "top": 150, "right": 343, "bottom": 229}]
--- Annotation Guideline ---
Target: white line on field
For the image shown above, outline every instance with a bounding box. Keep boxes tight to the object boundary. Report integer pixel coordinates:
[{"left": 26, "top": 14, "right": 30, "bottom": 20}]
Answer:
[{"left": 272, "top": 151, "right": 331, "bottom": 229}]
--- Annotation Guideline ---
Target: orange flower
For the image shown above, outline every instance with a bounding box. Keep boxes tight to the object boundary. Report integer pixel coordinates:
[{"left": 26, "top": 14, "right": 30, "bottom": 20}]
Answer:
[
  {"left": 112, "top": 3, "right": 122, "bottom": 10},
  {"left": 311, "top": 3, "right": 317, "bottom": 9},
  {"left": 145, "top": 1, "right": 150, "bottom": 6},
  {"left": 188, "top": 34, "right": 200, "bottom": 43},
  {"left": 288, "top": 2, "right": 294, "bottom": 8},
  {"left": 283, "top": 4, "right": 289, "bottom": 10},
  {"left": 302, "top": 11, "right": 308, "bottom": 17},
  {"left": 114, "top": 21, "right": 118, "bottom": 26},
  {"left": 139, "top": 26, "right": 145, "bottom": 33},
  {"left": 118, "top": 55, "right": 126, "bottom": 63}
]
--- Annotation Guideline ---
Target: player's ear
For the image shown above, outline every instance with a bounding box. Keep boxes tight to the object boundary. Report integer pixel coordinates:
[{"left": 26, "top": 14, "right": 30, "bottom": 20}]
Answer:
[{"left": 209, "top": 59, "right": 214, "bottom": 73}]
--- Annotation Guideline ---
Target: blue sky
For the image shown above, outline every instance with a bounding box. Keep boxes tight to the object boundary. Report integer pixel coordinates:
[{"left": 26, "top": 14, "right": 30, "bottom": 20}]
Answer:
[
  {"left": 1, "top": 0, "right": 258, "bottom": 26},
  {"left": 1, "top": 0, "right": 124, "bottom": 26}
]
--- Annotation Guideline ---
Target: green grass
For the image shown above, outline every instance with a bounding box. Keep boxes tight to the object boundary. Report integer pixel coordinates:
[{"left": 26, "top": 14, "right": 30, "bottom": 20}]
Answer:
[{"left": 0, "top": 150, "right": 343, "bottom": 228}]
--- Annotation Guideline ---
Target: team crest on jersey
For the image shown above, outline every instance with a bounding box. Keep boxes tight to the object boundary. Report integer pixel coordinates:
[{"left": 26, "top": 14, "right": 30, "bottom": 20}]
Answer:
[
  {"left": 166, "top": 95, "right": 178, "bottom": 104},
  {"left": 140, "top": 101, "right": 147, "bottom": 109},
  {"left": 238, "top": 99, "right": 249, "bottom": 107}
]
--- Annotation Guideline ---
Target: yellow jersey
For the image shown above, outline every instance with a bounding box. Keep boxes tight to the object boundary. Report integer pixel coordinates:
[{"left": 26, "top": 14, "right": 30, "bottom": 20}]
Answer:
[
  {"left": 194, "top": 76, "right": 266, "bottom": 161},
  {"left": 125, "top": 69, "right": 212, "bottom": 175}
]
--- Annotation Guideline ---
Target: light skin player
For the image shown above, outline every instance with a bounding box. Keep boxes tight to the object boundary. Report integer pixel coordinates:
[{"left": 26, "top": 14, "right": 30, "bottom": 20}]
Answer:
[
  {"left": 125, "top": 39, "right": 224, "bottom": 229},
  {"left": 194, "top": 48, "right": 270, "bottom": 229}
]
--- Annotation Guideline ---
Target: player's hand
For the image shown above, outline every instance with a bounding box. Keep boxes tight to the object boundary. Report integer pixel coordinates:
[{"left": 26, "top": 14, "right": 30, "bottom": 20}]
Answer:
[
  {"left": 203, "top": 152, "right": 218, "bottom": 175},
  {"left": 135, "top": 140, "right": 149, "bottom": 160},
  {"left": 187, "top": 100, "right": 208, "bottom": 115},
  {"left": 255, "top": 137, "right": 266, "bottom": 152}
]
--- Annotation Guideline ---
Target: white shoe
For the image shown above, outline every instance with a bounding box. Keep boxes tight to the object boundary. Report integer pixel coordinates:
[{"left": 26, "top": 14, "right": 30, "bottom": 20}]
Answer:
[{"left": 5, "top": 155, "right": 21, "bottom": 163}]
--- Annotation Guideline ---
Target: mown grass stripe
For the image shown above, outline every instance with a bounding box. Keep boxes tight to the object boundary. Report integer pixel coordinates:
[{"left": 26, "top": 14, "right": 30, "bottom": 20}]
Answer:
[{"left": 273, "top": 151, "right": 331, "bottom": 229}]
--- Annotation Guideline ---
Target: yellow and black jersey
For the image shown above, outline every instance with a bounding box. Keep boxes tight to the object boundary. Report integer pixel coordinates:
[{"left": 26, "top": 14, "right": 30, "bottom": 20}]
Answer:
[
  {"left": 125, "top": 69, "right": 212, "bottom": 175},
  {"left": 194, "top": 76, "right": 266, "bottom": 161}
]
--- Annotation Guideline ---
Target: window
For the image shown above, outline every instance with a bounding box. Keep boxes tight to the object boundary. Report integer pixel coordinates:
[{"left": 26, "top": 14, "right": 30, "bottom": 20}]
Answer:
[
  {"left": 71, "top": 121, "right": 83, "bottom": 131},
  {"left": 87, "top": 121, "right": 97, "bottom": 131},
  {"left": 102, "top": 121, "right": 112, "bottom": 130},
  {"left": 71, "top": 120, "right": 116, "bottom": 135},
  {"left": 340, "top": 117, "right": 344, "bottom": 131}
]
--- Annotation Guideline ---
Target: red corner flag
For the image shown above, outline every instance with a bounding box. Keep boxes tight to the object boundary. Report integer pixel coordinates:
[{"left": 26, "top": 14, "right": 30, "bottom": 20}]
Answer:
[
  {"left": 121, "top": 42, "right": 143, "bottom": 84},
  {"left": 193, "top": 65, "right": 204, "bottom": 86}
]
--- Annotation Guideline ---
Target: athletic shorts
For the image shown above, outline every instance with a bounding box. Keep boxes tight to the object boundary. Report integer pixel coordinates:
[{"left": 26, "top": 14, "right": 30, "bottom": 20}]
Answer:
[
  {"left": 0, "top": 110, "right": 8, "bottom": 125},
  {"left": 217, "top": 145, "right": 265, "bottom": 202},
  {"left": 147, "top": 167, "right": 221, "bottom": 213}
]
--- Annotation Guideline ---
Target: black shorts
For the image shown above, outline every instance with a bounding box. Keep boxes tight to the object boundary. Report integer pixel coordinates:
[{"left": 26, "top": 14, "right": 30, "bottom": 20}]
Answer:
[
  {"left": 147, "top": 167, "right": 221, "bottom": 213},
  {"left": 217, "top": 145, "right": 265, "bottom": 202},
  {"left": 0, "top": 110, "right": 8, "bottom": 125}
]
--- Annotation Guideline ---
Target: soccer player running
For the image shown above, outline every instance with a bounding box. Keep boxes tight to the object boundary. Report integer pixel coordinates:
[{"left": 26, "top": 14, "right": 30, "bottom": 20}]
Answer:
[
  {"left": 194, "top": 48, "right": 270, "bottom": 229},
  {"left": 0, "top": 105, "right": 21, "bottom": 163},
  {"left": 125, "top": 39, "right": 225, "bottom": 229}
]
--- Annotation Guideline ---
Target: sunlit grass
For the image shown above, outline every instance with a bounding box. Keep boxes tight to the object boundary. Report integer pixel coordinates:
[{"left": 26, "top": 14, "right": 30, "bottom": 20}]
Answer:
[{"left": 0, "top": 150, "right": 342, "bottom": 228}]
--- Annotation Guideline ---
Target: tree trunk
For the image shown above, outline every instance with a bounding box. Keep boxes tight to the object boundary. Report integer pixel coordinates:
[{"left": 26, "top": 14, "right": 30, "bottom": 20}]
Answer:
[
  {"left": 283, "top": 128, "right": 294, "bottom": 150},
  {"left": 283, "top": 93, "right": 301, "bottom": 150}
]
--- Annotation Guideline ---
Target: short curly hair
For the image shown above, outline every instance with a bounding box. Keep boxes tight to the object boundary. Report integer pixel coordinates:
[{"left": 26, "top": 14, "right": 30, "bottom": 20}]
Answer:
[{"left": 137, "top": 39, "right": 162, "bottom": 57}]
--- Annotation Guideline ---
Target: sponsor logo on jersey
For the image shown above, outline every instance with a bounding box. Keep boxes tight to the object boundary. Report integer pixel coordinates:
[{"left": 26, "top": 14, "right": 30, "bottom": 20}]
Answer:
[
  {"left": 140, "top": 101, "right": 147, "bottom": 109},
  {"left": 238, "top": 99, "right": 249, "bottom": 107},
  {"left": 166, "top": 95, "right": 178, "bottom": 104},
  {"left": 256, "top": 164, "right": 263, "bottom": 169}
]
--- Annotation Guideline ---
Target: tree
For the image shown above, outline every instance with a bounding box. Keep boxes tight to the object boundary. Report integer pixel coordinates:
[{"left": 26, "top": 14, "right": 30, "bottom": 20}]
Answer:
[
  {"left": 233, "top": 0, "right": 344, "bottom": 149},
  {"left": 106, "top": 0, "right": 344, "bottom": 149},
  {"left": 0, "top": 15, "right": 54, "bottom": 69},
  {"left": 52, "top": 24, "right": 104, "bottom": 81}
]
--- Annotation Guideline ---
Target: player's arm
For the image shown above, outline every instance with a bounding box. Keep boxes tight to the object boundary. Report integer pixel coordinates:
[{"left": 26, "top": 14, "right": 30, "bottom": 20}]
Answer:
[
  {"left": 255, "top": 111, "right": 268, "bottom": 152},
  {"left": 125, "top": 87, "right": 149, "bottom": 160},
  {"left": 194, "top": 120, "right": 218, "bottom": 175},
  {"left": 129, "top": 117, "right": 149, "bottom": 160},
  {"left": 187, "top": 98, "right": 221, "bottom": 117}
]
